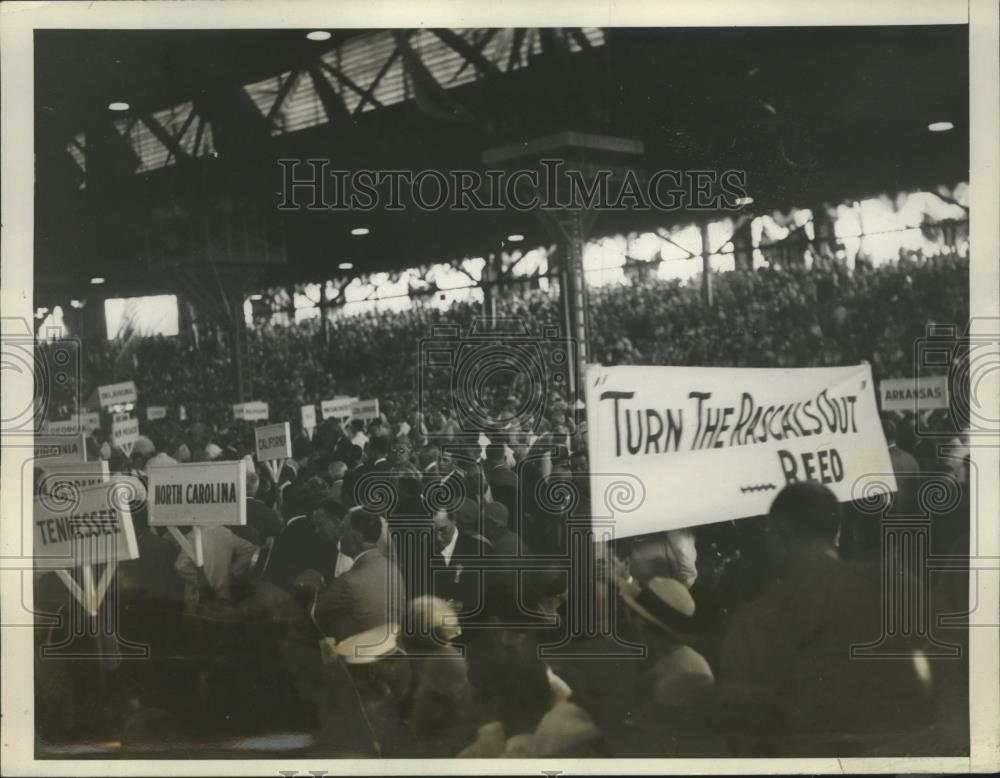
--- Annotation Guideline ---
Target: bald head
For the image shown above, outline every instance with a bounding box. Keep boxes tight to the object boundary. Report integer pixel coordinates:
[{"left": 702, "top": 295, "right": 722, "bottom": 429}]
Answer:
[
  {"left": 328, "top": 460, "right": 348, "bottom": 482},
  {"left": 246, "top": 468, "right": 260, "bottom": 498}
]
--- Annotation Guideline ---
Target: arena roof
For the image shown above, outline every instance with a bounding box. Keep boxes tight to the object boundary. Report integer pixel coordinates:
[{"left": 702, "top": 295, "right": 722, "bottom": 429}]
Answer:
[{"left": 34, "top": 25, "right": 968, "bottom": 298}]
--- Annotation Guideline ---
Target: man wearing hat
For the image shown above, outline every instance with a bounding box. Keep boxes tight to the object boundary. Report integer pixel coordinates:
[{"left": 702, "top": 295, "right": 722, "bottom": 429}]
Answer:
[
  {"left": 231, "top": 466, "right": 282, "bottom": 546},
  {"left": 314, "top": 508, "right": 405, "bottom": 642},
  {"left": 481, "top": 501, "right": 529, "bottom": 622},
  {"left": 483, "top": 502, "right": 522, "bottom": 557},
  {"left": 485, "top": 443, "right": 519, "bottom": 528},
  {"left": 127, "top": 435, "right": 157, "bottom": 474}
]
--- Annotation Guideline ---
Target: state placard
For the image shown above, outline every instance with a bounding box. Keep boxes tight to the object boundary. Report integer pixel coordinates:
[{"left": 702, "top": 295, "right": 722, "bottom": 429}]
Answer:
[
  {"left": 34, "top": 460, "right": 110, "bottom": 494},
  {"left": 39, "top": 411, "right": 101, "bottom": 436},
  {"left": 233, "top": 401, "right": 269, "bottom": 421},
  {"left": 34, "top": 433, "right": 88, "bottom": 464},
  {"left": 77, "top": 411, "right": 101, "bottom": 433},
  {"left": 148, "top": 460, "right": 247, "bottom": 527},
  {"left": 878, "top": 376, "right": 949, "bottom": 413},
  {"left": 255, "top": 422, "right": 292, "bottom": 462},
  {"left": 40, "top": 419, "right": 82, "bottom": 436},
  {"left": 301, "top": 404, "right": 317, "bottom": 431},
  {"left": 98, "top": 380, "right": 138, "bottom": 408},
  {"left": 321, "top": 396, "right": 356, "bottom": 421},
  {"left": 33, "top": 482, "right": 139, "bottom": 568},
  {"left": 111, "top": 415, "right": 140, "bottom": 450},
  {"left": 350, "top": 398, "right": 380, "bottom": 422}
]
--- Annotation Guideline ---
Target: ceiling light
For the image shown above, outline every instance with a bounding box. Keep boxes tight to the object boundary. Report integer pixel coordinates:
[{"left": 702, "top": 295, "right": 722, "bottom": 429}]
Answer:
[
  {"left": 927, "top": 121, "right": 954, "bottom": 132},
  {"left": 90, "top": 277, "right": 105, "bottom": 285},
  {"left": 735, "top": 196, "right": 754, "bottom": 207},
  {"left": 306, "top": 31, "right": 331, "bottom": 42},
  {"left": 338, "top": 262, "right": 354, "bottom": 270},
  {"left": 351, "top": 227, "right": 370, "bottom": 236},
  {"left": 108, "top": 101, "right": 130, "bottom": 112},
  {"left": 506, "top": 234, "right": 524, "bottom": 242},
  {"left": 249, "top": 294, "right": 263, "bottom": 301}
]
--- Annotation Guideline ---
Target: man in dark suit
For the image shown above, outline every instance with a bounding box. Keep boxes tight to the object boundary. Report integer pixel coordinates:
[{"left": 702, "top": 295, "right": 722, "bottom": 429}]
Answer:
[
  {"left": 234, "top": 467, "right": 282, "bottom": 545},
  {"left": 719, "top": 482, "right": 933, "bottom": 756},
  {"left": 264, "top": 492, "right": 343, "bottom": 591},
  {"left": 432, "top": 498, "right": 490, "bottom": 624},
  {"left": 481, "top": 501, "right": 530, "bottom": 622},
  {"left": 342, "top": 437, "right": 390, "bottom": 508},
  {"left": 315, "top": 508, "right": 405, "bottom": 641},
  {"left": 485, "top": 444, "right": 519, "bottom": 528}
]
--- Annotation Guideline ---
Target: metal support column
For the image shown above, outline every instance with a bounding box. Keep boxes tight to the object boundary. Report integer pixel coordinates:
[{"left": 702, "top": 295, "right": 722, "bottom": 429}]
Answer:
[
  {"left": 558, "top": 210, "right": 592, "bottom": 405},
  {"left": 700, "top": 221, "right": 714, "bottom": 307},
  {"left": 535, "top": 207, "right": 594, "bottom": 407},
  {"left": 483, "top": 251, "right": 498, "bottom": 320},
  {"left": 228, "top": 286, "right": 253, "bottom": 403}
]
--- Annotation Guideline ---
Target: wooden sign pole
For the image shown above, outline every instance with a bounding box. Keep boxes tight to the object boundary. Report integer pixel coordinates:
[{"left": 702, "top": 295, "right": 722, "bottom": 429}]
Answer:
[
  {"left": 53, "top": 549, "right": 119, "bottom": 618},
  {"left": 167, "top": 525, "right": 205, "bottom": 567},
  {"left": 94, "top": 561, "right": 117, "bottom": 613},
  {"left": 265, "top": 458, "right": 287, "bottom": 484},
  {"left": 55, "top": 569, "right": 87, "bottom": 613},
  {"left": 81, "top": 563, "right": 96, "bottom": 616}
]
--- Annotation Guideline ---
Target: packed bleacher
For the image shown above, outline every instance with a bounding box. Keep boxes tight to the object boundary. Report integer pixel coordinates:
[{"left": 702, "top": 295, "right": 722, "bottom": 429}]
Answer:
[
  {"left": 33, "top": 251, "right": 971, "bottom": 758},
  {"left": 45, "top": 250, "right": 969, "bottom": 429}
]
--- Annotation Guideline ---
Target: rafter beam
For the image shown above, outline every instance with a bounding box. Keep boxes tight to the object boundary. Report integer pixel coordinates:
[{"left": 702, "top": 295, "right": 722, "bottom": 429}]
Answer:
[
  {"left": 353, "top": 48, "right": 400, "bottom": 115},
  {"left": 140, "top": 112, "right": 190, "bottom": 163},
  {"left": 507, "top": 28, "right": 528, "bottom": 71},
  {"left": 265, "top": 70, "right": 303, "bottom": 129},
  {"left": 307, "top": 64, "right": 355, "bottom": 127},
  {"left": 432, "top": 29, "right": 501, "bottom": 78},
  {"left": 566, "top": 28, "right": 593, "bottom": 50},
  {"left": 394, "top": 30, "right": 477, "bottom": 123},
  {"left": 318, "top": 60, "right": 374, "bottom": 105},
  {"left": 451, "top": 28, "right": 500, "bottom": 81}
]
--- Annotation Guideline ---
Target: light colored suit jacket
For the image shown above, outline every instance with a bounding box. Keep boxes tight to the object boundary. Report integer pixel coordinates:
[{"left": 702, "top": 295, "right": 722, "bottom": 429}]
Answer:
[{"left": 315, "top": 547, "right": 405, "bottom": 641}]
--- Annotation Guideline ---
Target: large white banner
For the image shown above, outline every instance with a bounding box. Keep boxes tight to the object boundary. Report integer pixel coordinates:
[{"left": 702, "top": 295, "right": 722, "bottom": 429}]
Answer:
[{"left": 585, "top": 364, "right": 896, "bottom": 538}]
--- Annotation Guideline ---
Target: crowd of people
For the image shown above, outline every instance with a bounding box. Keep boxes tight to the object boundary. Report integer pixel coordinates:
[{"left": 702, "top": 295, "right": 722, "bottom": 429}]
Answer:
[
  {"left": 42, "top": 250, "right": 968, "bottom": 428},
  {"left": 32, "top": 250, "right": 971, "bottom": 758}
]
